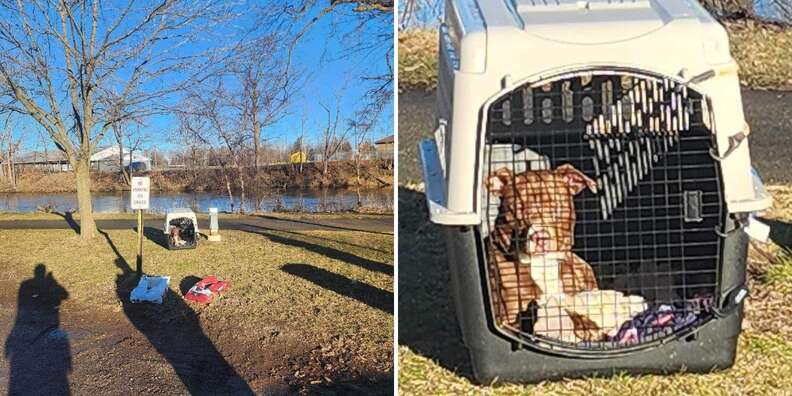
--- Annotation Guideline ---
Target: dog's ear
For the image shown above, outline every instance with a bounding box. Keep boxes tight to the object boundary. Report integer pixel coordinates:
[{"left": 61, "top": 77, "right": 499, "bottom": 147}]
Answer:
[
  {"left": 556, "top": 164, "right": 597, "bottom": 195},
  {"left": 485, "top": 168, "right": 514, "bottom": 197}
]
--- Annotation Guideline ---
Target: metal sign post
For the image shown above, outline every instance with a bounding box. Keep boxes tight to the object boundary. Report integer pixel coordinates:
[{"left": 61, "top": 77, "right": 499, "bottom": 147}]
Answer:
[{"left": 130, "top": 176, "right": 150, "bottom": 276}]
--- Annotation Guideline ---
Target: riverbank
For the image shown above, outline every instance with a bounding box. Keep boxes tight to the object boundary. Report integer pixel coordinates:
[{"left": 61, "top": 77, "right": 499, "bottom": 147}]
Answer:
[
  {"left": 0, "top": 159, "right": 393, "bottom": 194},
  {"left": 0, "top": 188, "right": 394, "bottom": 215},
  {"left": 399, "top": 17, "right": 792, "bottom": 92}
]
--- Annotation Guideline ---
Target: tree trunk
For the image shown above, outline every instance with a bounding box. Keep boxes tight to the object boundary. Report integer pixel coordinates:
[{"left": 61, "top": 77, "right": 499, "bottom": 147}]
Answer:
[
  {"left": 190, "top": 147, "right": 198, "bottom": 188},
  {"left": 253, "top": 119, "right": 261, "bottom": 172},
  {"left": 223, "top": 171, "right": 235, "bottom": 213},
  {"left": 355, "top": 154, "right": 362, "bottom": 208},
  {"left": 238, "top": 169, "right": 246, "bottom": 215},
  {"left": 8, "top": 146, "right": 17, "bottom": 190},
  {"left": 74, "top": 158, "right": 97, "bottom": 239},
  {"left": 118, "top": 140, "right": 130, "bottom": 185},
  {"left": 252, "top": 118, "right": 262, "bottom": 214}
]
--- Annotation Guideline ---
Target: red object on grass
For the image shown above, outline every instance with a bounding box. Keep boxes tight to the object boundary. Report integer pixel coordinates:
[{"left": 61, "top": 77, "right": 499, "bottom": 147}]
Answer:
[{"left": 184, "top": 276, "right": 229, "bottom": 303}]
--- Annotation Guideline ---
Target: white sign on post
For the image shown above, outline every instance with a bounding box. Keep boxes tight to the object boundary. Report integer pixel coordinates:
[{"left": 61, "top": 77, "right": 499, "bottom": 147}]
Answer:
[{"left": 130, "top": 176, "right": 150, "bottom": 210}]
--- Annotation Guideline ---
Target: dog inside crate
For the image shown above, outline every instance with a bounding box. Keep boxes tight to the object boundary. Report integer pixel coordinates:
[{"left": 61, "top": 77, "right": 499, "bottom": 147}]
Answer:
[
  {"left": 168, "top": 217, "right": 197, "bottom": 248},
  {"left": 482, "top": 71, "right": 721, "bottom": 349}
]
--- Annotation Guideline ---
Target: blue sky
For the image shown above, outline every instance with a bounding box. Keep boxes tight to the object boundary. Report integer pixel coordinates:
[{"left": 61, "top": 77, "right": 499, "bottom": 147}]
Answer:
[{"left": 6, "top": 1, "right": 393, "bottom": 155}]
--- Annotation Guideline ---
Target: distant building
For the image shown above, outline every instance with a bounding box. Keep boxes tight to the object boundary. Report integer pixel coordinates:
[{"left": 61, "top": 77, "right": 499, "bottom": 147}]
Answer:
[
  {"left": 8, "top": 146, "right": 150, "bottom": 172},
  {"left": 90, "top": 146, "right": 151, "bottom": 172},
  {"left": 374, "top": 135, "right": 394, "bottom": 159}
]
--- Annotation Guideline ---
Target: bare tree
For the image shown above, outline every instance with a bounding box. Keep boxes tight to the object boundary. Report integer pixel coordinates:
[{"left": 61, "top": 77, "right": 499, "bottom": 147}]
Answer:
[
  {"left": 399, "top": 0, "right": 442, "bottom": 30},
  {"left": 109, "top": 118, "right": 147, "bottom": 185},
  {"left": 293, "top": 114, "right": 308, "bottom": 174},
  {"left": 0, "top": 0, "right": 225, "bottom": 239},
  {"left": 180, "top": 84, "right": 250, "bottom": 213},
  {"left": 0, "top": 124, "right": 22, "bottom": 189},
  {"left": 229, "top": 31, "right": 296, "bottom": 174},
  {"left": 172, "top": 118, "right": 208, "bottom": 188},
  {"left": 272, "top": 0, "right": 394, "bottom": 125},
  {"left": 317, "top": 92, "right": 353, "bottom": 177},
  {"left": 349, "top": 120, "right": 373, "bottom": 207}
]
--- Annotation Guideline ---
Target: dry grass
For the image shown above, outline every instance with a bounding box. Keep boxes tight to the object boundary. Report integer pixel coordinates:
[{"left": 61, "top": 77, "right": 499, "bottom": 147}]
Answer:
[
  {"left": 0, "top": 211, "right": 393, "bottom": 222},
  {"left": 399, "top": 332, "right": 792, "bottom": 395},
  {"left": 398, "top": 30, "right": 438, "bottom": 92},
  {"left": 0, "top": 227, "right": 394, "bottom": 387},
  {"left": 398, "top": 184, "right": 792, "bottom": 394},
  {"left": 725, "top": 19, "right": 792, "bottom": 90},
  {"left": 399, "top": 21, "right": 792, "bottom": 91}
]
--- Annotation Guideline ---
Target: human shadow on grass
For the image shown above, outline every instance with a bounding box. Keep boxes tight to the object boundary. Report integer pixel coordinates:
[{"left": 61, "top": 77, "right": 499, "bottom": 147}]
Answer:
[
  {"left": 243, "top": 225, "right": 393, "bottom": 276},
  {"left": 98, "top": 229, "right": 253, "bottom": 395},
  {"left": 4, "top": 264, "right": 72, "bottom": 396},
  {"left": 397, "top": 187, "right": 474, "bottom": 379},
  {"left": 281, "top": 264, "right": 393, "bottom": 314}
]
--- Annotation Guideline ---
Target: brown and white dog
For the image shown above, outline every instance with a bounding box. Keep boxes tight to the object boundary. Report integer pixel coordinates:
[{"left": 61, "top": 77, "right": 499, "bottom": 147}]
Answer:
[{"left": 485, "top": 163, "right": 645, "bottom": 342}]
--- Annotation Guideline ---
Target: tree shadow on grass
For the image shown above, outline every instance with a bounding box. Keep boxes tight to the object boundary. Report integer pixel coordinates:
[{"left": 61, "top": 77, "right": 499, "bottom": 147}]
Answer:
[
  {"left": 397, "top": 187, "right": 474, "bottom": 379},
  {"left": 243, "top": 226, "right": 393, "bottom": 276},
  {"left": 98, "top": 229, "right": 253, "bottom": 395},
  {"left": 242, "top": 223, "right": 390, "bottom": 254},
  {"left": 4, "top": 264, "right": 72, "bottom": 395},
  {"left": 254, "top": 214, "right": 392, "bottom": 236},
  {"left": 54, "top": 211, "right": 80, "bottom": 235},
  {"left": 142, "top": 226, "right": 169, "bottom": 249},
  {"left": 281, "top": 264, "right": 393, "bottom": 314}
]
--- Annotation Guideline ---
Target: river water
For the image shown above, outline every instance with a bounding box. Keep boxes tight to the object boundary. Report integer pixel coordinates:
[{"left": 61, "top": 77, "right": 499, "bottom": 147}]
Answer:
[{"left": 0, "top": 188, "right": 393, "bottom": 214}]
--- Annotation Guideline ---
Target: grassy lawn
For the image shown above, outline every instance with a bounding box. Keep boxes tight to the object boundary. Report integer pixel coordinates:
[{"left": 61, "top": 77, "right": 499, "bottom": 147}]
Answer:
[
  {"left": 0, "top": 225, "right": 393, "bottom": 393},
  {"left": 0, "top": 211, "right": 393, "bottom": 221},
  {"left": 399, "top": 20, "right": 792, "bottom": 92},
  {"left": 398, "top": 185, "right": 792, "bottom": 395}
]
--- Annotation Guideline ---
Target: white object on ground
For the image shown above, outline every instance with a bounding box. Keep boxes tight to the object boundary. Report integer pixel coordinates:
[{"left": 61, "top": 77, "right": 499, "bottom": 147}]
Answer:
[
  {"left": 130, "top": 275, "right": 171, "bottom": 304},
  {"left": 744, "top": 214, "right": 771, "bottom": 243},
  {"left": 208, "top": 207, "right": 221, "bottom": 241}
]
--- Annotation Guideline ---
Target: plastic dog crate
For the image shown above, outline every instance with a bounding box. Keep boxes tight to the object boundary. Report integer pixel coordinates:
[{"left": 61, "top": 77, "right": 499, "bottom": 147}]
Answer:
[
  {"left": 420, "top": 0, "right": 772, "bottom": 384},
  {"left": 164, "top": 208, "right": 199, "bottom": 250}
]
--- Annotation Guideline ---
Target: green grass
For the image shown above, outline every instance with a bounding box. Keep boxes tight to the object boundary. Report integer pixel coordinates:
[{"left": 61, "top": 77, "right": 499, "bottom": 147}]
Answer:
[
  {"left": 399, "top": 20, "right": 792, "bottom": 91},
  {"left": 764, "top": 249, "right": 792, "bottom": 293},
  {"left": 399, "top": 332, "right": 792, "bottom": 395}
]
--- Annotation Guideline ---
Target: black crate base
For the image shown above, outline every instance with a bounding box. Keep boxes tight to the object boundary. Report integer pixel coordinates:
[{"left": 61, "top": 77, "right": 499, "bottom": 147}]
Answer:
[{"left": 444, "top": 225, "right": 748, "bottom": 384}]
